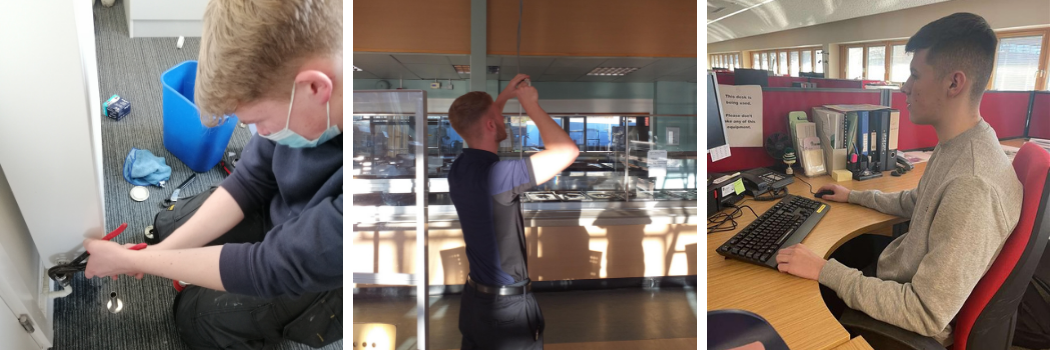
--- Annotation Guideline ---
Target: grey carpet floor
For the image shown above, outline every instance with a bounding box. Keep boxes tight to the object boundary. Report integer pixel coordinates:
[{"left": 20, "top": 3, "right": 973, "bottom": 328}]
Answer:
[{"left": 50, "top": 1, "right": 341, "bottom": 349}]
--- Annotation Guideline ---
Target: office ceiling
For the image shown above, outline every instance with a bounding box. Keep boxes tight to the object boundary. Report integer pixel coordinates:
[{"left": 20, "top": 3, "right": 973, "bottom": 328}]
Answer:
[
  {"left": 353, "top": 53, "right": 698, "bottom": 83},
  {"left": 707, "top": 0, "right": 952, "bottom": 44}
]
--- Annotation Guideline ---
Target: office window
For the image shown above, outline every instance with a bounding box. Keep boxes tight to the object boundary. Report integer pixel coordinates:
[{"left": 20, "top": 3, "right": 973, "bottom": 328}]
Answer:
[
  {"left": 753, "top": 53, "right": 760, "bottom": 68},
  {"left": 801, "top": 51, "right": 812, "bottom": 73},
  {"left": 790, "top": 51, "right": 800, "bottom": 77},
  {"left": 992, "top": 35, "right": 1044, "bottom": 90},
  {"left": 867, "top": 46, "right": 886, "bottom": 80},
  {"left": 733, "top": 55, "right": 740, "bottom": 70},
  {"left": 761, "top": 53, "right": 769, "bottom": 71},
  {"left": 890, "top": 45, "right": 911, "bottom": 82},
  {"left": 778, "top": 52, "right": 788, "bottom": 75},
  {"left": 847, "top": 47, "right": 864, "bottom": 80}
]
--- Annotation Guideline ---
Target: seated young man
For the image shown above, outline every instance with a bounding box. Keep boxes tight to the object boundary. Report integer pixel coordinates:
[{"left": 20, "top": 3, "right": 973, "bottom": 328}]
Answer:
[
  {"left": 775, "top": 12, "right": 1023, "bottom": 344},
  {"left": 446, "top": 75, "right": 579, "bottom": 349},
  {"left": 83, "top": 1, "right": 343, "bottom": 348}
]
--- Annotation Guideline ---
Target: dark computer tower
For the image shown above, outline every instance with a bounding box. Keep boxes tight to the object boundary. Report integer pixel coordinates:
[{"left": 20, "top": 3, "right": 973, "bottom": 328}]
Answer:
[{"left": 734, "top": 68, "right": 769, "bottom": 87}]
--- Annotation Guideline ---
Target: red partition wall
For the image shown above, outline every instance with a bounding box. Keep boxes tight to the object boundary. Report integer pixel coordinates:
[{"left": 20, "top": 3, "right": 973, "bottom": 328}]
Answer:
[
  {"left": 716, "top": 72, "right": 735, "bottom": 85},
  {"left": 810, "top": 79, "right": 864, "bottom": 89},
  {"left": 708, "top": 90, "right": 881, "bottom": 173},
  {"left": 1031, "top": 92, "right": 1050, "bottom": 139},
  {"left": 891, "top": 91, "right": 1032, "bottom": 151},
  {"left": 768, "top": 76, "right": 810, "bottom": 88},
  {"left": 979, "top": 91, "right": 1032, "bottom": 139}
]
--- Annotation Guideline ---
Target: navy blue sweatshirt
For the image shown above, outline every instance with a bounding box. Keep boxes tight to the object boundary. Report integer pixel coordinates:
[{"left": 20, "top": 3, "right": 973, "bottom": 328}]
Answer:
[{"left": 218, "top": 134, "right": 343, "bottom": 298}]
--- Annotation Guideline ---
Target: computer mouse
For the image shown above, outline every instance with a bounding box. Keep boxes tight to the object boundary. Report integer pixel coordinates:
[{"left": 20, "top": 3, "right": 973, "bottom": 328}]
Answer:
[{"left": 815, "top": 190, "right": 834, "bottom": 199}]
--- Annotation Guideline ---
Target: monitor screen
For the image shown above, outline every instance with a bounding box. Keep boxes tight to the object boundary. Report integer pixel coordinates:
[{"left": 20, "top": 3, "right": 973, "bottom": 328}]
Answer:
[{"left": 707, "top": 72, "right": 729, "bottom": 150}]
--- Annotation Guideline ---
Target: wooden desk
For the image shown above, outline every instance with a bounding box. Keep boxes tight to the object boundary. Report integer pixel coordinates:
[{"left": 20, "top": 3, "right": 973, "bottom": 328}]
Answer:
[{"left": 707, "top": 139, "right": 1027, "bottom": 349}]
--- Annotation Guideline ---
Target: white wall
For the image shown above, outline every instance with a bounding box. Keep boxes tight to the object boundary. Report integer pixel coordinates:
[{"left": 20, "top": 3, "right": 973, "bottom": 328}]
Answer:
[
  {"left": 127, "top": 0, "right": 208, "bottom": 37},
  {"left": 0, "top": 0, "right": 106, "bottom": 267}
]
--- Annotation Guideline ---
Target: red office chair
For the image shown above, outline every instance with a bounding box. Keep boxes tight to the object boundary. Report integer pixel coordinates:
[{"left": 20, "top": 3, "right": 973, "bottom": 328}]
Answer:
[{"left": 840, "top": 142, "right": 1050, "bottom": 349}]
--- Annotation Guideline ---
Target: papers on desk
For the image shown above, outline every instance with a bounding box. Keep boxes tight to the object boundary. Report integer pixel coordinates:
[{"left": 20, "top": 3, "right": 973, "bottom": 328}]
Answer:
[
  {"left": 902, "top": 151, "right": 933, "bottom": 164},
  {"left": 1002, "top": 145, "right": 1020, "bottom": 162},
  {"left": 1031, "top": 138, "right": 1050, "bottom": 153}
]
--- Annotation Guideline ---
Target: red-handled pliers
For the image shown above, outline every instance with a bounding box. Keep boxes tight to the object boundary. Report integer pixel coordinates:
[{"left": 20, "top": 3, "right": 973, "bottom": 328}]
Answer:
[{"left": 47, "top": 223, "right": 148, "bottom": 284}]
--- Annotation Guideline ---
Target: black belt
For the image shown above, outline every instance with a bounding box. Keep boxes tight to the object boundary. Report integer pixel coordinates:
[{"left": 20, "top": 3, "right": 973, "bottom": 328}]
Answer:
[{"left": 466, "top": 276, "right": 531, "bottom": 296}]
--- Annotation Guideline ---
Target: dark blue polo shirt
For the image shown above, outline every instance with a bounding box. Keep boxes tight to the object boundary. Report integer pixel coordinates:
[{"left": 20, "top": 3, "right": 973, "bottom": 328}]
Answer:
[{"left": 448, "top": 148, "right": 537, "bottom": 286}]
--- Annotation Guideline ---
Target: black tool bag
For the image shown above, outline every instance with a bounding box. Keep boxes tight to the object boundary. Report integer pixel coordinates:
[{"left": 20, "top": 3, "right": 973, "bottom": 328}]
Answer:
[
  {"left": 1015, "top": 244, "right": 1050, "bottom": 349},
  {"left": 147, "top": 186, "right": 268, "bottom": 245}
]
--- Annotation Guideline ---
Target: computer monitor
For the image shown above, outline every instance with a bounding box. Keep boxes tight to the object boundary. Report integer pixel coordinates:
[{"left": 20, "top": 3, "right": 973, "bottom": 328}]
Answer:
[
  {"left": 734, "top": 68, "right": 769, "bottom": 87},
  {"left": 707, "top": 72, "right": 730, "bottom": 152}
]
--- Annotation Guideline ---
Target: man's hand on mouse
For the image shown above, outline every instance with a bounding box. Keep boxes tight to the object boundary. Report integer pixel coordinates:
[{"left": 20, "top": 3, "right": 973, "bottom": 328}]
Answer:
[{"left": 816, "top": 184, "right": 851, "bottom": 203}]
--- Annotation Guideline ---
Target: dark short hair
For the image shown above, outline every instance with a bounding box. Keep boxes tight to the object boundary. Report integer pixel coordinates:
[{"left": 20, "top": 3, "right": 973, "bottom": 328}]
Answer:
[
  {"left": 448, "top": 91, "right": 493, "bottom": 135},
  {"left": 905, "top": 13, "right": 997, "bottom": 103}
]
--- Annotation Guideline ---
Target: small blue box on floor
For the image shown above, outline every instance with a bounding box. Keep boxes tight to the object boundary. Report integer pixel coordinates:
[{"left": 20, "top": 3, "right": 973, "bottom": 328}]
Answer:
[
  {"left": 102, "top": 95, "right": 131, "bottom": 120},
  {"left": 160, "top": 61, "right": 238, "bottom": 173}
]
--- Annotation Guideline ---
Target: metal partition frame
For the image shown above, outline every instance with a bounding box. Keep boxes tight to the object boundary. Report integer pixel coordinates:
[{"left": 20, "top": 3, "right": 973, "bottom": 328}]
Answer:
[{"left": 351, "top": 89, "right": 429, "bottom": 350}]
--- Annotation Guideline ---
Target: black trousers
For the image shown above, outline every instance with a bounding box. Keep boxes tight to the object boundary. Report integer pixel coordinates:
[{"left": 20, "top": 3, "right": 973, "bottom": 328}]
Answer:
[
  {"left": 459, "top": 282, "right": 545, "bottom": 350},
  {"left": 157, "top": 187, "right": 342, "bottom": 350},
  {"left": 820, "top": 233, "right": 895, "bottom": 319}
]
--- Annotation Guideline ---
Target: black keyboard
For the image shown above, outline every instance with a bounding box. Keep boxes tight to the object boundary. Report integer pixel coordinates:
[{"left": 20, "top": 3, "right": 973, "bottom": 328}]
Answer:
[{"left": 716, "top": 194, "right": 830, "bottom": 269}]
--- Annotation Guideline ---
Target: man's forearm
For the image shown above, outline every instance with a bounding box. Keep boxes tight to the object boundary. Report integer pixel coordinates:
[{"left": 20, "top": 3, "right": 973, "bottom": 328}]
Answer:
[
  {"left": 523, "top": 101, "right": 574, "bottom": 150},
  {"left": 132, "top": 246, "right": 225, "bottom": 291},
  {"left": 155, "top": 187, "right": 245, "bottom": 250}
]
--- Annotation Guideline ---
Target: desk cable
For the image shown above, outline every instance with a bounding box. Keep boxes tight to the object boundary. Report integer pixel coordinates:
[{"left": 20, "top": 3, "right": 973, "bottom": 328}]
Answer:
[
  {"left": 707, "top": 199, "right": 758, "bottom": 234},
  {"left": 794, "top": 174, "right": 816, "bottom": 194}
]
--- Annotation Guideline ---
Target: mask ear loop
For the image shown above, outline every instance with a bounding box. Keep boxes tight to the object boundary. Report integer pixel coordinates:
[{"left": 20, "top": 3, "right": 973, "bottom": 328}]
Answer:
[{"left": 283, "top": 83, "right": 296, "bottom": 131}]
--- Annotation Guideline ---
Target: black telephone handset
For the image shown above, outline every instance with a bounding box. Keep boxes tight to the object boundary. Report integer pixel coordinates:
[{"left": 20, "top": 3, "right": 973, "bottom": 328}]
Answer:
[
  {"left": 740, "top": 172, "right": 769, "bottom": 193},
  {"left": 896, "top": 154, "right": 914, "bottom": 171},
  {"left": 740, "top": 168, "right": 793, "bottom": 201}
]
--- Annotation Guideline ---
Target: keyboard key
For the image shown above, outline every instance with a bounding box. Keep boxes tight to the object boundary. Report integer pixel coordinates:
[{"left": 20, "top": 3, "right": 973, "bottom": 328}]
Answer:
[{"left": 760, "top": 254, "right": 771, "bottom": 261}]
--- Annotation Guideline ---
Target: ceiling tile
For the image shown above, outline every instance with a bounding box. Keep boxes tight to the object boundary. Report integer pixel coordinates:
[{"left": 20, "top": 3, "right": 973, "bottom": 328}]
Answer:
[
  {"left": 392, "top": 54, "right": 451, "bottom": 65},
  {"left": 538, "top": 75, "right": 582, "bottom": 82},
  {"left": 548, "top": 58, "right": 608, "bottom": 69},
  {"left": 487, "top": 56, "right": 502, "bottom": 66},
  {"left": 598, "top": 57, "right": 660, "bottom": 68},
  {"left": 499, "top": 66, "right": 547, "bottom": 80},
  {"left": 447, "top": 55, "right": 470, "bottom": 65},
  {"left": 496, "top": 55, "right": 556, "bottom": 68},
  {"left": 574, "top": 76, "right": 622, "bottom": 82},
  {"left": 542, "top": 66, "right": 592, "bottom": 75},
  {"left": 402, "top": 64, "right": 460, "bottom": 80},
  {"left": 353, "top": 71, "right": 379, "bottom": 79}
]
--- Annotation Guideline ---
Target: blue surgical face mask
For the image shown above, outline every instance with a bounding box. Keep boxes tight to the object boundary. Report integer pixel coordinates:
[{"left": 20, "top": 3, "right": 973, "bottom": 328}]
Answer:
[{"left": 260, "top": 83, "right": 341, "bottom": 148}]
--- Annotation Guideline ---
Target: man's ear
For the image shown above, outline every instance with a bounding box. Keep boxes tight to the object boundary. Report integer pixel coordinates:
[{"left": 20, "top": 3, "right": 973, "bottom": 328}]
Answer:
[
  {"left": 946, "top": 71, "right": 967, "bottom": 99},
  {"left": 294, "top": 70, "right": 334, "bottom": 104}
]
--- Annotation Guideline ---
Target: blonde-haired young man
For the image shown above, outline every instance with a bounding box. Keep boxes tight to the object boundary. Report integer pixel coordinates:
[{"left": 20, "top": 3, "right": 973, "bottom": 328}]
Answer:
[
  {"left": 83, "top": 0, "right": 343, "bottom": 348},
  {"left": 447, "top": 74, "right": 579, "bottom": 349}
]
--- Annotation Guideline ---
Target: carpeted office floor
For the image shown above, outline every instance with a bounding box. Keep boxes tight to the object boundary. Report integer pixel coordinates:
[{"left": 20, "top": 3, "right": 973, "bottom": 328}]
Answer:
[{"left": 49, "top": 1, "right": 341, "bottom": 349}]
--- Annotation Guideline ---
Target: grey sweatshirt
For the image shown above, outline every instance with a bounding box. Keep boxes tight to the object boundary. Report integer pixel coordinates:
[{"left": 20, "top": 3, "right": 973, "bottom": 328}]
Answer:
[{"left": 818, "top": 119, "right": 1023, "bottom": 343}]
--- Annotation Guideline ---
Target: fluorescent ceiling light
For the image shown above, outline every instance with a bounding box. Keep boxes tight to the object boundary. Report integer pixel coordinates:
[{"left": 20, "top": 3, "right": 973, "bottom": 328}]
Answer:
[
  {"left": 587, "top": 67, "right": 639, "bottom": 76},
  {"left": 707, "top": 0, "right": 776, "bottom": 25}
]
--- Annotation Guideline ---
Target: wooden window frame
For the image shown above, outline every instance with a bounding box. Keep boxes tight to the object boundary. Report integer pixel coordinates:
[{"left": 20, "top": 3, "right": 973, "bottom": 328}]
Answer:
[
  {"left": 749, "top": 46, "right": 821, "bottom": 76},
  {"left": 839, "top": 40, "right": 907, "bottom": 81},
  {"left": 709, "top": 52, "right": 743, "bottom": 70},
  {"left": 987, "top": 28, "right": 1050, "bottom": 91}
]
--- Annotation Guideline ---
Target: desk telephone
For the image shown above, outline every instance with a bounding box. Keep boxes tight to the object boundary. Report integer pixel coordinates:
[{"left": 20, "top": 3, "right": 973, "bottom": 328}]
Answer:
[{"left": 740, "top": 168, "right": 794, "bottom": 200}]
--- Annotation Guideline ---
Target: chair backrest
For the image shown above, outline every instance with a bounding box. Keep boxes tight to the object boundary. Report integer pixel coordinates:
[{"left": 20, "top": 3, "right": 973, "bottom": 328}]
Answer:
[{"left": 955, "top": 142, "right": 1050, "bottom": 350}]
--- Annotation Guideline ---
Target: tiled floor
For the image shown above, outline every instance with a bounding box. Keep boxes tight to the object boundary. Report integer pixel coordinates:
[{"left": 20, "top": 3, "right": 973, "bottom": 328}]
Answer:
[{"left": 353, "top": 287, "right": 698, "bottom": 349}]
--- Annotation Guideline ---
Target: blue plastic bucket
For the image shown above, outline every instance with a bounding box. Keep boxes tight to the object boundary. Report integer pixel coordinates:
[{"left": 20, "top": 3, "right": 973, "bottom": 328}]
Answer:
[{"left": 160, "top": 61, "right": 238, "bottom": 173}]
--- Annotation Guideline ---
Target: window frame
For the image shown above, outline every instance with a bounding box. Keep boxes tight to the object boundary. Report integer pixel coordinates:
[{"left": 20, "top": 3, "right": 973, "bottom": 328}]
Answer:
[
  {"left": 987, "top": 28, "right": 1050, "bottom": 91},
  {"left": 839, "top": 40, "right": 907, "bottom": 82},
  {"left": 749, "top": 46, "right": 822, "bottom": 76},
  {"left": 709, "top": 52, "right": 743, "bottom": 71}
]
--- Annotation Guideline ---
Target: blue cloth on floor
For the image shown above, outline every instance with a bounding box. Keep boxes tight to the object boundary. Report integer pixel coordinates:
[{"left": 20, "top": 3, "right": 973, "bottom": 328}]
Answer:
[{"left": 123, "top": 148, "right": 171, "bottom": 186}]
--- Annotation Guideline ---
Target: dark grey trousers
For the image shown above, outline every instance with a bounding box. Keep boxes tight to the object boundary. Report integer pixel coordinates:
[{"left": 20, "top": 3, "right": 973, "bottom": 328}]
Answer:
[
  {"left": 157, "top": 187, "right": 342, "bottom": 349},
  {"left": 459, "top": 282, "right": 545, "bottom": 350}
]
